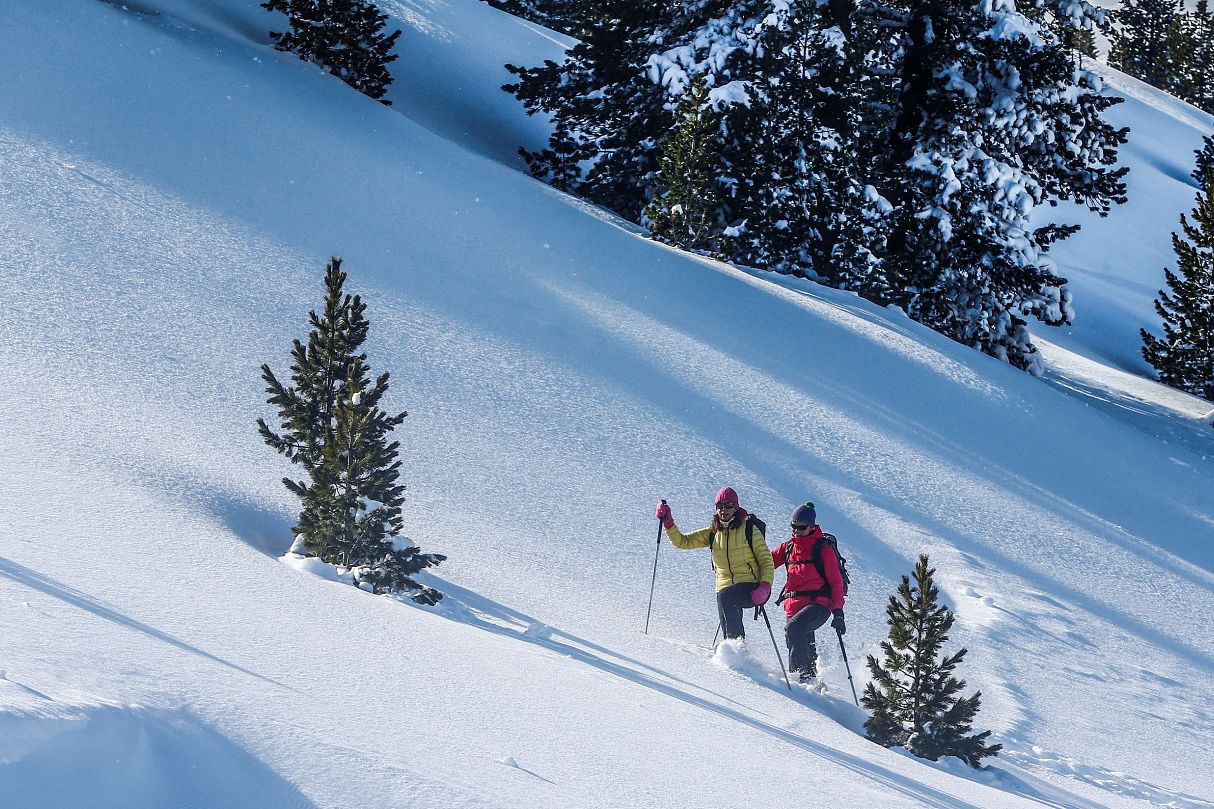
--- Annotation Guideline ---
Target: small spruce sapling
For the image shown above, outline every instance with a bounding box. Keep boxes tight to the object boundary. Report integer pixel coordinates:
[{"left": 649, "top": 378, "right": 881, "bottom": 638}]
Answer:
[
  {"left": 259, "top": 257, "right": 444, "bottom": 604},
  {"left": 644, "top": 73, "right": 725, "bottom": 254},
  {"left": 862, "top": 554, "right": 1001, "bottom": 767}
]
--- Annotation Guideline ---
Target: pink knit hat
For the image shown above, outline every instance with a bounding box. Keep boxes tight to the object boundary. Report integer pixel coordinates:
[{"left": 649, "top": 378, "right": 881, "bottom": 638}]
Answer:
[{"left": 715, "top": 486, "right": 738, "bottom": 506}]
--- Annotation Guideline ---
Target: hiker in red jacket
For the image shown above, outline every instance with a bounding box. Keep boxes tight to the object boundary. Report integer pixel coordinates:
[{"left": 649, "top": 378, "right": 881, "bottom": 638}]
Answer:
[{"left": 772, "top": 502, "right": 846, "bottom": 682}]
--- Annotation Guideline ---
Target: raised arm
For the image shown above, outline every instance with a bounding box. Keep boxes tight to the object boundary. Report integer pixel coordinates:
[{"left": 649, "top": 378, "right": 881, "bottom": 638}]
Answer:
[
  {"left": 665, "top": 524, "right": 713, "bottom": 550},
  {"left": 655, "top": 501, "right": 712, "bottom": 549}
]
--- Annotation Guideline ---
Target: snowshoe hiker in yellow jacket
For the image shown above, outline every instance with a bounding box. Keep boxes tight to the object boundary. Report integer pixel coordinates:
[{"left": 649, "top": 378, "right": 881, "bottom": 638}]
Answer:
[{"left": 655, "top": 486, "right": 775, "bottom": 640}]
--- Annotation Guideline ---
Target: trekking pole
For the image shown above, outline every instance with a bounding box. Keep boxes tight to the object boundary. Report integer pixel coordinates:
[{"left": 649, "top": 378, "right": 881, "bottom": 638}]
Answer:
[
  {"left": 644, "top": 500, "right": 665, "bottom": 634},
  {"left": 711, "top": 619, "right": 721, "bottom": 649},
  {"left": 836, "top": 628, "right": 860, "bottom": 706},
  {"left": 757, "top": 606, "right": 793, "bottom": 691}
]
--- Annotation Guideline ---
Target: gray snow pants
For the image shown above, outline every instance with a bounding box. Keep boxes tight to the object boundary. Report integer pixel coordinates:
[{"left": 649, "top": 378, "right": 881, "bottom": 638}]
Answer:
[
  {"left": 786, "top": 603, "right": 831, "bottom": 674},
  {"left": 716, "top": 582, "right": 761, "bottom": 640}
]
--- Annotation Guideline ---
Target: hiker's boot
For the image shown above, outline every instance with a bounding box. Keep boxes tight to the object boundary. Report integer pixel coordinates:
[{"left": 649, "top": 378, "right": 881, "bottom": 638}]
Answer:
[{"left": 795, "top": 653, "right": 818, "bottom": 683}]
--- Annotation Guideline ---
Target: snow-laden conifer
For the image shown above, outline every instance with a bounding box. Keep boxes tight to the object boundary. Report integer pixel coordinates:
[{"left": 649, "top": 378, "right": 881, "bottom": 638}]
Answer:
[
  {"left": 1140, "top": 170, "right": 1214, "bottom": 401},
  {"left": 862, "top": 554, "right": 1001, "bottom": 767},
  {"left": 502, "top": 0, "right": 1126, "bottom": 373},
  {"left": 864, "top": 0, "right": 1126, "bottom": 373},
  {"left": 262, "top": 0, "right": 401, "bottom": 104},
  {"left": 1108, "top": 0, "right": 1183, "bottom": 95},
  {"left": 1174, "top": 3, "right": 1214, "bottom": 115},
  {"left": 258, "top": 258, "right": 444, "bottom": 604},
  {"left": 503, "top": 0, "right": 670, "bottom": 219},
  {"left": 731, "top": 0, "right": 874, "bottom": 277},
  {"left": 641, "top": 0, "right": 879, "bottom": 277}
]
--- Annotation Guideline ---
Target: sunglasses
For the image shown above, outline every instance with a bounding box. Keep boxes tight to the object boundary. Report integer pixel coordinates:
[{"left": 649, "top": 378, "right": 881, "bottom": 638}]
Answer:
[
  {"left": 716, "top": 502, "right": 737, "bottom": 510},
  {"left": 791, "top": 523, "right": 813, "bottom": 532}
]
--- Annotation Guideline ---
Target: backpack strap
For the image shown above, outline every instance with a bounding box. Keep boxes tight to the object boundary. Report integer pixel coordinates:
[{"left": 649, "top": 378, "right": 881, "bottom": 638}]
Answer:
[
  {"left": 710, "top": 514, "right": 762, "bottom": 572},
  {"left": 729, "top": 514, "right": 760, "bottom": 556},
  {"left": 775, "top": 539, "right": 794, "bottom": 604},
  {"left": 782, "top": 587, "right": 832, "bottom": 600},
  {"left": 785, "top": 536, "right": 817, "bottom": 568},
  {"left": 782, "top": 533, "right": 847, "bottom": 605},
  {"left": 809, "top": 535, "right": 836, "bottom": 599}
]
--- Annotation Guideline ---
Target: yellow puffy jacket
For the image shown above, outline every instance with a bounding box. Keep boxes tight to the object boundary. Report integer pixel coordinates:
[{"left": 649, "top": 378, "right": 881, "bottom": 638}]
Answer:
[{"left": 665, "top": 514, "right": 775, "bottom": 592}]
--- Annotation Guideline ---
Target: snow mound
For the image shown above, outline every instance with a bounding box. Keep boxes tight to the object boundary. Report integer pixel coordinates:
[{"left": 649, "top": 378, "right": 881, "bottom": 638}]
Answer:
[{"left": 0, "top": 698, "right": 314, "bottom": 809}]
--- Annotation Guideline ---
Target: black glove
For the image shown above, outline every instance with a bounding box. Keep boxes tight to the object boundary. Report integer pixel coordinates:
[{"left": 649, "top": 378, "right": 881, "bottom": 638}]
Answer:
[{"left": 831, "top": 609, "right": 846, "bottom": 636}]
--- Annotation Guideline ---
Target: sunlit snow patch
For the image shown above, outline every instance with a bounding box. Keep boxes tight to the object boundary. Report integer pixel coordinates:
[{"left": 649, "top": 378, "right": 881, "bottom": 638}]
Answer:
[
  {"left": 712, "top": 638, "right": 788, "bottom": 691},
  {"left": 952, "top": 584, "right": 1003, "bottom": 629}
]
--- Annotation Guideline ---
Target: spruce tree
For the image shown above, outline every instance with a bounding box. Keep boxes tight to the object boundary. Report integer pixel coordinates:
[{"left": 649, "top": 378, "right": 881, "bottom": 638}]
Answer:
[
  {"left": 262, "top": 0, "right": 401, "bottom": 104},
  {"left": 638, "top": 0, "right": 878, "bottom": 278},
  {"left": 1070, "top": 26, "right": 1098, "bottom": 59},
  {"left": 862, "top": 555, "right": 1001, "bottom": 767},
  {"left": 258, "top": 258, "right": 444, "bottom": 604},
  {"left": 1021, "top": 0, "right": 1102, "bottom": 60},
  {"left": 728, "top": 0, "right": 874, "bottom": 278},
  {"left": 1185, "top": 3, "right": 1214, "bottom": 114},
  {"left": 1196, "top": 135, "right": 1214, "bottom": 187},
  {"left": 644, "top": 73, "right": 725, "bottom": 253},
  {"left": 1109, "top": 0, "right": 1183, "bottom": 94},
  {"left": 504, "top": 0, "right": 671, "bottom": 219},
  {"left": 1173, "top": 3, "right": 1214, "bottom": 115},
  {"left": 875, "top": 0, "right": 1057, "bottom": 371},
  {"left": 862, "top": 0, "right": 1125, "bottom": 373},
  {"left": 1140, "top": 170, "right": 1214, "bottom": 401},
  {"left": 1164, "top": 11, "right": 1199, "bottom": 109},
  {"left": 501, "top": 0, "right": 1126, "bottom": 372}
]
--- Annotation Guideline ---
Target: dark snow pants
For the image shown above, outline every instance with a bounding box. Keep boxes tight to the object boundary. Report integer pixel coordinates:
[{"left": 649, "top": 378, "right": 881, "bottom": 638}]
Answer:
[
  {"left": 786, "top": 603, "right": 831, "bottom": 674},
  {"left": 716, "top": 582, "right": 760, "bottom": 640}
]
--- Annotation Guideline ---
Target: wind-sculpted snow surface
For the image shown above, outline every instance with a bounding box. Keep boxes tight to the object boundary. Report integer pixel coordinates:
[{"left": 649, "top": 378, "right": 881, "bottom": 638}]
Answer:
[
  {"left": 0, "top": 1, "right": 1212, "bottom": 807},
  {"left": 0, "top": 693, "right": 316, "bottom": 809}
]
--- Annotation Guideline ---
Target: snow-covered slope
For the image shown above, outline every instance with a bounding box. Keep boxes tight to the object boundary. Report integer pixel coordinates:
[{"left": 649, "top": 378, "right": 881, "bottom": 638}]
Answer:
[
  {"left": 1, "top": 1, "right": 1213, "bottom": 807},
  {"left": 1033, "top": 61, "right": 1214, "bottom": 376}
]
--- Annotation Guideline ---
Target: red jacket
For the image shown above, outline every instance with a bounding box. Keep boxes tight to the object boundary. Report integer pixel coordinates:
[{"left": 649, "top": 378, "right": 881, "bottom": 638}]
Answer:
[{"left": 771, "top": 526, "right": 845, "bottom": 617}]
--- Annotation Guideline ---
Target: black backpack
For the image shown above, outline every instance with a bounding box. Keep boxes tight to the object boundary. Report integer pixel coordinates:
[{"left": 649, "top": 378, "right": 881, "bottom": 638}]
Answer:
[
  {"left": 707, "top": 514, "right": 766, "bottom": 569},
  {"left": 778, "top": 532, "right": 850, "bottom": 601}
]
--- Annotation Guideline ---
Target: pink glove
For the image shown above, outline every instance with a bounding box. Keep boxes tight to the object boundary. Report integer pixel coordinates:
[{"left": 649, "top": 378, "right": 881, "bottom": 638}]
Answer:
[
  {"left": 751, "top": 581, "right": 771, "bottom": 605},
  {"left": 655, "top": 501, "right": 674, "bottom": 529}
]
